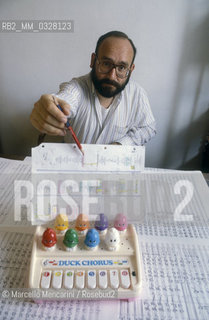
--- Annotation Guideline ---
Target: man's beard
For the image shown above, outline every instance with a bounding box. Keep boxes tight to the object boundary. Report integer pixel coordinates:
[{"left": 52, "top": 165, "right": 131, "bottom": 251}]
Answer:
[{"left": 90, "top": 66, "right": 130, "bottom": 98}]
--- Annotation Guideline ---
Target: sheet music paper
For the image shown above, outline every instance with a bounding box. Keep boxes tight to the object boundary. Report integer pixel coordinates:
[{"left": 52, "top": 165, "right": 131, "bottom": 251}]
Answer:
[{"left": 0, "top": 158, "right": 31, "bottom": 226}]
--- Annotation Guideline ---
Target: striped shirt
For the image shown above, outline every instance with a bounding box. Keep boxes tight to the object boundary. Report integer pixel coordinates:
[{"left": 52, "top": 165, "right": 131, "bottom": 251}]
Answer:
[{"left": 55, "top": 73, "right": 156, "bottom": 145}]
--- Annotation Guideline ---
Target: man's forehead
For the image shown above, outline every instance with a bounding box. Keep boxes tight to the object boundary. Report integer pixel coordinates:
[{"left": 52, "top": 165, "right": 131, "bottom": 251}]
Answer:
[{"left": 97, "top": 36, "right": 134, "bottom": 63}]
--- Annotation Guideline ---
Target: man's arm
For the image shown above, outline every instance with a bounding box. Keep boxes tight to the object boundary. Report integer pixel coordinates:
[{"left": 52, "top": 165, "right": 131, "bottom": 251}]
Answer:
[
  {"left": 114, "top": 122, "right": 156, "bottom": 145},
  {"left": 113, "top": 87, "right": 156, "bottom": 146}
]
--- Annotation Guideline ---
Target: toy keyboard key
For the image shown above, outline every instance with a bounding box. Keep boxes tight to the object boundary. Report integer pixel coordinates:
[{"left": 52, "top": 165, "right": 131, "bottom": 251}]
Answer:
[
  {"left": 64, "top": 270, "right": 74, "bottom": 289},
  {"left": 120, "top": 269, "right": 130, "bottom": 289},
  {"left": 75, "top": 271, "right": 85, "bottom": 289},
  {"left": 87, "top": 270, "right": 96, "bottom": 289},
  {"left": 40, "top": 270, "right": 52, "bottom": 289},
  {"left": 98, "top": 270, "right": 108, "bottom": 289},
  {"left": 109, "top": 269, "right": 119, "bottom": 289},
  {"left": 52, "top": 270, "right": 63, "bottom": 289}
]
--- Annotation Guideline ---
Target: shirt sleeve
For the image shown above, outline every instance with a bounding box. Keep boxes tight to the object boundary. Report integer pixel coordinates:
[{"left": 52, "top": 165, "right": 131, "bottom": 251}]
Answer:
[
  {"left": 115, "top": 88, "right": 156, "bottom": 146},
  {"left": 53, "top": 80, "right": 81, "bottom": 119}
]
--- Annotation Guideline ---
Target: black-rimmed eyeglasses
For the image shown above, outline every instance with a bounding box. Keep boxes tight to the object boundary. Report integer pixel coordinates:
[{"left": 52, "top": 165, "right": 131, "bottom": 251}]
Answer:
[{"left": 95, "top": 56, "right": 131, "bottom": 79}]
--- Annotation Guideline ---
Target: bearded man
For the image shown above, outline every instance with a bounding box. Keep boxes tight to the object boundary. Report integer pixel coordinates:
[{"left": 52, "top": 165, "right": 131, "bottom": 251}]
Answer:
[{"left": 30, "top": 31, "right": 156, "bottom": 146}]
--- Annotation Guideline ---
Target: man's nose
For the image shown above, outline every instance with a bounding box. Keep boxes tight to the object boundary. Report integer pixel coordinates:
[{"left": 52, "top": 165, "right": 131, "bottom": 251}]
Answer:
[{"left": 107, "top": 66, "right": 117, "bottom": 80}]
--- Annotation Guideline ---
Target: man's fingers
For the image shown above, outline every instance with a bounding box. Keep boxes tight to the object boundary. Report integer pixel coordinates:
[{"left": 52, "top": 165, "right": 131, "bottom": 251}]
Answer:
[
  {"left": 36, "top": 104, "right": 66, "bottom": 129},
  {"left": 42, "top": 95, "right": 68, "bottom": 122},
  {"left": 56, "top": 97, "right": 71, "bottom": 116},
  {"left": 31, "top": 93, "right": 71, "bottom": 136},
  {"left": 45, "top": 94, "right": 70, "bottom": 118},
  {"left": 32, "top": 116, "right": 66, "bottom": 136}
]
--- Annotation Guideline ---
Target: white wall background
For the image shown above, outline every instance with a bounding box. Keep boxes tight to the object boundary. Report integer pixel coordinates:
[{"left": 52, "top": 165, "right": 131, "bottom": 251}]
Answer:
[{"left": 0, "top": 0, "right": 208, "bottom": 169}]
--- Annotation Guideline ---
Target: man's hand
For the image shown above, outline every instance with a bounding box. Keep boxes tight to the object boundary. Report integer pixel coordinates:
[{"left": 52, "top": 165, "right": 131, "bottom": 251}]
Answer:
[{"left": 30, "top": 94, "right": 71, "bottom": 136}]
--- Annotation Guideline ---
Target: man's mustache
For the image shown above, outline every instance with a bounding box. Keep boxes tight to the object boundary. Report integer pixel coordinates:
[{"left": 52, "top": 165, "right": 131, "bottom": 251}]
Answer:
[{"left": 99, "top": 79, "right": 120, "bottom": 88}]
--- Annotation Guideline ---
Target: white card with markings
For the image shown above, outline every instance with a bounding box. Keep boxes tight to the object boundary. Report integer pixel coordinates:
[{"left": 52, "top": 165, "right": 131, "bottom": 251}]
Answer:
[{"left": 32, "top": 143, "right": 145, "bottom": 172}]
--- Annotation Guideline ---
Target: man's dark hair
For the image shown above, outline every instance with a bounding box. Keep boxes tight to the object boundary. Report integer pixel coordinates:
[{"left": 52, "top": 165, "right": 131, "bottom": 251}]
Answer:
[{"left": 95, "top": 31, "right": 137, "bottom": 65}]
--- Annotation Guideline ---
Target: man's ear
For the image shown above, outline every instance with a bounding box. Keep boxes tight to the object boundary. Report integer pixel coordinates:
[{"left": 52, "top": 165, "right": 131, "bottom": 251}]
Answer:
[
  {"left": 130, "top": 63, "right": 135, "bottom": 73},
  {"left": 90, "top": 53, "right": 96, "bottom": 68}
]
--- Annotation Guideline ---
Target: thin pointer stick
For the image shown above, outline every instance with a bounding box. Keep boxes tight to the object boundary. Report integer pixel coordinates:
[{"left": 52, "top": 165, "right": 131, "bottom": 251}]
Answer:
[{"left": 53, "top": 96, "right": 84, "bottom": 156}]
